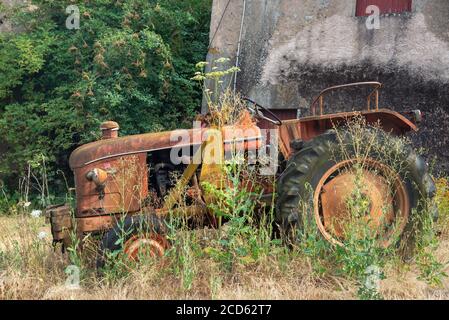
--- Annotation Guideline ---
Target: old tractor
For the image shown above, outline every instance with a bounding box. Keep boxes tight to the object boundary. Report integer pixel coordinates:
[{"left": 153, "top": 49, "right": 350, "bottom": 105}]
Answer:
[{"left": 46, "top": 82, "right": 436, "bottom": 266}]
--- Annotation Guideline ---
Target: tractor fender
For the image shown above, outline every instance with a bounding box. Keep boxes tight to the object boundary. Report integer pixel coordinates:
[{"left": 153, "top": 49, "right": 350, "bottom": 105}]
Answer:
[{"left": 278, "top": 109, "right": 418, "bottom": 158}]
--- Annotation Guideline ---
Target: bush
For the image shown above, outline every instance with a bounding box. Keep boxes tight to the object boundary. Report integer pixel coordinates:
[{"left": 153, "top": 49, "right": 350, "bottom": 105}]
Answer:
[{"left": 0, "top": 0, "right": 212, "bottom": 195}]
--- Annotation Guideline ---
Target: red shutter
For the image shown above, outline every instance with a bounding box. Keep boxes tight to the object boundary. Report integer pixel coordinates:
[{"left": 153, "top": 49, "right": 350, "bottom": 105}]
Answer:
[{"left": 356, "top": 0, "right": 412, "bottom": 16}]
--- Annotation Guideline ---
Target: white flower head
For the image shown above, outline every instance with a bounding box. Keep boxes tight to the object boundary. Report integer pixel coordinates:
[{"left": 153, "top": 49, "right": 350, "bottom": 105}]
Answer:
[
  {"left": 37, "top": 231, "right": 47, "bottom": 240},
  {"left": 31, "top": 210, "right": 42, "bottom": 218},
  {"left": 23, "top": 202, "right": 31, "bottom": 208}
]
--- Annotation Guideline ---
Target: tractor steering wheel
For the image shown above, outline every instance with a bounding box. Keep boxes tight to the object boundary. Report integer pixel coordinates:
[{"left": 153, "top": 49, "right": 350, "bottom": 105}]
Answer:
[{"left": 242, "top": 97, "right": 283, "bottom": 126}]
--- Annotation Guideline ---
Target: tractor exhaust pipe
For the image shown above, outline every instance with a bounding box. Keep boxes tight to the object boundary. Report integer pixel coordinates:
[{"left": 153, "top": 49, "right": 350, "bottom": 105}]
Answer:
[{"left": 100, "top": 121, "right": 120, "bottom": 139}]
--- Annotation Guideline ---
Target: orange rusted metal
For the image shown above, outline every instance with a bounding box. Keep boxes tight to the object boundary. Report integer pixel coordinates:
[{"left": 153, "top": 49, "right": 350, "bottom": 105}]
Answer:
[
  {"left": 70, "top": 125, "right": 261, "bottom": 169},
  {"left": 320, "top": 169, "right": 394, "bottom": 237},
  {"left": 76, "top": 214, "right": 117, "bottom": 232},
  {"left": 100, "top": 121, "right": 120, "bottom": 139},
  {"left": 74, "top": 154, "right": 148, "bottom": 217},
  {"left": 366, "top": 87, "right": 380, "bottom": 111},
  {"left": 71, "top": 123, "right": 262, "bottom": 219},
  {"left": 70, "top": 130, "right": 197, "bottom": 169},
  {"left": 45, "top": 204, "right": 72, "bottom": 246},
  {"left": 310, "top": 82, "right": 382, "bottom": 116},
  {"left": 86, "top": 168, "right": 109, "bottom": 186},
  {"left": 313, "top": 159, "right": 409, "bottom": 248},
  {"left": 48, "top": 81, "right": 423, "bottom": 255},
  {"left": 123, "top": 234, "right": 169, "bottom": 261},
  {"left": 278, "top": 109, "right": 417, "bottom": 159},
  {"left": 75, "top": 205, "right": 208, "bottom": 233}
]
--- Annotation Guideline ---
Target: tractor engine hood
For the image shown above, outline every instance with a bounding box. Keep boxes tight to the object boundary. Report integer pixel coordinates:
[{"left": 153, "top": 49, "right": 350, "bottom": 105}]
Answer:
[{"left": 69, "top": 124, "right": 262, "bottom": 170}]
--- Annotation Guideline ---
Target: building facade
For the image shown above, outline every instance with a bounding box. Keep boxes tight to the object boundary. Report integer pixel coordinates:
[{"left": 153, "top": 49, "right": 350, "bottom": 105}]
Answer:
[{"left": 207, "top": 0, "right": 449, "bottom": 171}]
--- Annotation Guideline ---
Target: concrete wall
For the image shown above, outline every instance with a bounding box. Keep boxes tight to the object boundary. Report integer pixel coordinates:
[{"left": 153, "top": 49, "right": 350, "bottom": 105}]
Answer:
[{"left": 208, "top": 0, "right": 449, "bottom": 172}]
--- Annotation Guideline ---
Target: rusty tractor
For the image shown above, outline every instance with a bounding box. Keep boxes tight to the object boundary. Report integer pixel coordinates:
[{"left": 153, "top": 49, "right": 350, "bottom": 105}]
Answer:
[{"left": 46, "top": 82, "right": 436, "bottom": 266}]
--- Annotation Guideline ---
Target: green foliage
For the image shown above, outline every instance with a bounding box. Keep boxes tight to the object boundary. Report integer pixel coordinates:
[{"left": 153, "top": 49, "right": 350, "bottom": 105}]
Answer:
[
  {"left": 166, "top": 226, "right": 200, "bottom": 292},
  {"left": 0, "top": 0, "right": 212, "bottom": 195},
  {"left": 414, "top": 202, "right": 448, "bottom": 287},
  {"left": 201, "top": 158, "right": 276, "bottom": 272},
  {"left": 292, "top": 180, "right": 387, "bottom": 300},
  {"left": 192, "top": 57, "right": 240, "bottom": 107}
]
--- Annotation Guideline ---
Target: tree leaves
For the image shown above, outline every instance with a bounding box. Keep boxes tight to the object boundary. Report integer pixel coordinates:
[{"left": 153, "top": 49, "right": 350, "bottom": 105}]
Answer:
[{"left": 0, "top": 0, "right": 212, "bottom": 194}]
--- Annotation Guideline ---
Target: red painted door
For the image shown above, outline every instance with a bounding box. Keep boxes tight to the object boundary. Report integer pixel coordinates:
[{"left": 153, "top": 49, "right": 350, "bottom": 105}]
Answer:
[{"left": 356, "top": 0, "right": 412, "bottom": 16}]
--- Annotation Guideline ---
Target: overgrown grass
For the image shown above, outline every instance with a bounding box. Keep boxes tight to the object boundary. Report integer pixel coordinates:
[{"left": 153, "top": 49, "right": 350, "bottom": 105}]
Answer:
[
  {"left": 1, "top": 176, "right": 449, "bottom": 299},
  {"left": 0, "top": 178, "right": 448, "bottom": 299},
  {"left": 277, "top": 118, "right": 447, "bottom": 300},
  {"left": 1, "top": 90, "right": 449, "bottom": 300}
]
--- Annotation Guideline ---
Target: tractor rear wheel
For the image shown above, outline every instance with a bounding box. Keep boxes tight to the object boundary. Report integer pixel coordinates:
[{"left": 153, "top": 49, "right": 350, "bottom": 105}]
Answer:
[
  {"left": 276, "top": 129, "right": 436, "bottom": 253},
  {"left": 96, "top": 214, "right": 169, "bottom": 269}
]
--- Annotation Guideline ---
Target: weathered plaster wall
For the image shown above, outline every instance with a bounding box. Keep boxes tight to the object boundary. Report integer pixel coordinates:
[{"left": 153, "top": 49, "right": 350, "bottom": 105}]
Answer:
[{"left": 208, "top": 0, "right": 449, "bottom": 172}]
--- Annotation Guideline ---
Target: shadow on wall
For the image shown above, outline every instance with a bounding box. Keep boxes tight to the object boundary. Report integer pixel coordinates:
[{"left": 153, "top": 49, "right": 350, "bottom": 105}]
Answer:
[
  {"left": 259, "top": 12, "right": 449, "bottom": 174},
  {"left": 278, "top": 63, "right": 449, "bottom": 174}
]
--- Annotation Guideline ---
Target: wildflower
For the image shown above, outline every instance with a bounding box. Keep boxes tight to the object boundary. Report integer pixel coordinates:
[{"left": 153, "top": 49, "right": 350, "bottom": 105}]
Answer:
[
  {"left": 37, "top": 231, "right": 47, "bottom": 240},
  {"left": 195, "top": 61, "right": 208, "bottom": 69},
  {"left": 31, "top": 210, "right": 42, "bottom": 218},
  {"left": 215, "top": 57, "right": 230, "bottom": 64}
]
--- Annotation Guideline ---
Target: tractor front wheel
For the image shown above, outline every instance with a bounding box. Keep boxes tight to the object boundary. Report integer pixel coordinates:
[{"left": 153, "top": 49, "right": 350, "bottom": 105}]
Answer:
[{"left": 96, "top": 214, "right": 169, "bottom": 269}]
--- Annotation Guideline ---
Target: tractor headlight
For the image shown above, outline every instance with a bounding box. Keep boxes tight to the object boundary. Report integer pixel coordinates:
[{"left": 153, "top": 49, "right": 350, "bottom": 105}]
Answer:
[{"left": 86, "top": 168, "right": 109, "bottom": 186}]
